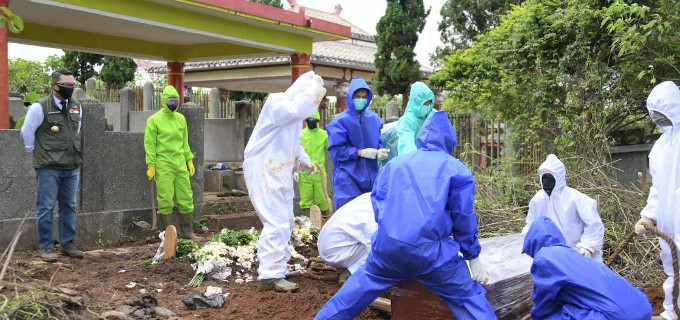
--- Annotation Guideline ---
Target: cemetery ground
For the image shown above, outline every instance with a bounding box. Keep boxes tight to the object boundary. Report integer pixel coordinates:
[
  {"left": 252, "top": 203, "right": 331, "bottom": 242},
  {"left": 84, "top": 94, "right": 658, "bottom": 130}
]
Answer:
[
  {"left": 0, "top": 193, "right": 667, "bottom": 319},
  {"left": 0, "top": 194, "right": 389, "bottom": 320}
]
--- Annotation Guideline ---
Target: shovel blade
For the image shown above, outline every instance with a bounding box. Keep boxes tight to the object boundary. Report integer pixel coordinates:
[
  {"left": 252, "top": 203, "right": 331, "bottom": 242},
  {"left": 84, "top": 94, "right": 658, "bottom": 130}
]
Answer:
[
  {"left": 134, "top": 220, "right": 154, "bottom": 230},
  {"left": 310, "top": 205, "right": 322, "bottom": 228}
]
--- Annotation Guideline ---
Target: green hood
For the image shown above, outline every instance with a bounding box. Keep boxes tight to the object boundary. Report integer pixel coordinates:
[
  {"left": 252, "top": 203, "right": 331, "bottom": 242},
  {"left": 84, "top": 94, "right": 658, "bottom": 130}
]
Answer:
[
  {"left": 24, "top": 91, "right": 40, "bottom": 104},
  {"left": 161, "top": 85, "right": 180, "bottom": 111},
  {"left": 406, "top": 82, "right": 435, "bottom": 118},
  {"left": 308, "top": 110, "right": 320, "bottom": 120}
]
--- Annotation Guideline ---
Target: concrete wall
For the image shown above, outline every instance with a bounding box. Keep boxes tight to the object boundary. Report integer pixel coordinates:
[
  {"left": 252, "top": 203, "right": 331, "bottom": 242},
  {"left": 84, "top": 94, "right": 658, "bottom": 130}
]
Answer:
[
  {"left": 104, "top": 102, "right": 120, "bottom": 131},
  {"left": 9, "top": 97, "right": 24, "bottom": 127},
  {"left": 129, "top": 111, "right": 156, "bottom": 133},
  {"left": 0, "top": 99, "right": 205, "bottom": 251},
  {"left": 205, "top": 119, "right": 239, "bottom": 162},
  {"left": 610, "top": 143, "right": 653, "bottom": 189}
]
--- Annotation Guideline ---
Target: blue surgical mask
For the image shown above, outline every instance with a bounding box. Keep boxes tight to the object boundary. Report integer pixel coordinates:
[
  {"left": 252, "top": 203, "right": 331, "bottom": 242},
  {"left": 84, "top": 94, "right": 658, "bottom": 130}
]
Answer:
[{"left": 353, "top": 98, "right": 368, "bottom": 111}]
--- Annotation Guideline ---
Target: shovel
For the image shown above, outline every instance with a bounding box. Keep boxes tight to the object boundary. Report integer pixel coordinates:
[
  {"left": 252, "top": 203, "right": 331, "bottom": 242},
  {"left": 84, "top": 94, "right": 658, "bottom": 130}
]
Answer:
[{"left": 134, "top": 181, "right": 157, "bottom": 230}]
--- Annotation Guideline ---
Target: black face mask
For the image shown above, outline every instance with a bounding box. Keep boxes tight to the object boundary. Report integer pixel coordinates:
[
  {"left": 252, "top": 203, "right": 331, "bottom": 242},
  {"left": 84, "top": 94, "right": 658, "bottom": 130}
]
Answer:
[
  {"left": 542, "top": 175, "right": 556, "bottom": 196},
  {"left": 167, "top": 103, "right": 179, "bottom": 112},
  {"left": 55, "top": 84, "right": 74, "bottom": 100},
  {"left": 306, "top": 118, "right": 318, "bottom": 130}
]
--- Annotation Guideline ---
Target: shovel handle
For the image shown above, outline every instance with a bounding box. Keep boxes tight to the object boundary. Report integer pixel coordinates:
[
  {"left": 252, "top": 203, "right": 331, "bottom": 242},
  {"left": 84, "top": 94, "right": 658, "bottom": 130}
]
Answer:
[{"left": 150, "top": 181, "right": 157, "bottom": 230}]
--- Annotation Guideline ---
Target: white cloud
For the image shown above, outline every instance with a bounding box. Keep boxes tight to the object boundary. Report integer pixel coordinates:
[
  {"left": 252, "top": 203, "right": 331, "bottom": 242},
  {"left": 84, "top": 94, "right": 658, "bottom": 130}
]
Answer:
[{"left": 8, "top": 43, "right": 63, "bottom": 61}]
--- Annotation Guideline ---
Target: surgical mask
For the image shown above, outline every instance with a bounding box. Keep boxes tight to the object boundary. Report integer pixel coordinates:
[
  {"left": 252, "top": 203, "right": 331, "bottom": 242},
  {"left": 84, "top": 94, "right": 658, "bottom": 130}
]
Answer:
[
  {"left": 306, "top": 118, "right": 318, "bottom": 130},
  {"left": 55, "top": 84, "right": 74, "bottom": 100},
  {"left": 542, "top": 175, "right": 556, "bottom": 196},
  {"left": 419, "top": 105, "right": 431, "bottom": 118},
  {"left": 353, "top": 98, "right": 367, "bottom": 111},
  {"left": 166, "top": 98, "right": 180, "bottom": 112},
  {"left": 652, "top": 112, "right": 672, "bottom": 129}
]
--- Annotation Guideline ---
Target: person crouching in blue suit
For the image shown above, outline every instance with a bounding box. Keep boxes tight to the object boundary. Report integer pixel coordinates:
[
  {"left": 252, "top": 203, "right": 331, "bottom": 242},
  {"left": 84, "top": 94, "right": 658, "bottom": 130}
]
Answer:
[
  {"left": 522, "top": 216, "right": 652, "bottom": 320},
  {"left": 314, "top": 111, "right": 496, "bottom": 320}
]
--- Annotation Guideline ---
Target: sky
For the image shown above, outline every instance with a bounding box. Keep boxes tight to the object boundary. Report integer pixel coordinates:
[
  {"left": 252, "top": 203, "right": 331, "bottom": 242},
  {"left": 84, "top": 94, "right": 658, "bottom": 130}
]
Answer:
[{"left": 8, "top": 0, "right": 445, "bottom": 68}]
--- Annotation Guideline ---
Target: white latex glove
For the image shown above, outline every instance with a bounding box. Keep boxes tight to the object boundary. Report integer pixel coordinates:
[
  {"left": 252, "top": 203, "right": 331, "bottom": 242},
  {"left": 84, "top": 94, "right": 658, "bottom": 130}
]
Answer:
[
  {"left": 377, "top": 148, "right": 390, "bottom": 161},
  {"left": 579, "top": 247, "right": 594, "bottom": 258},
  {"left": 358, "top": 148, "right": 378, "bottom": 159},
  {"left": 293, "top": 172, "right": 299, "bottom": 182},
  {"left": 634, "top": 217, "right": 654, "bottom": 235},
  {"left": 468, "top": 258, "right": 490, "bottom": 285}
]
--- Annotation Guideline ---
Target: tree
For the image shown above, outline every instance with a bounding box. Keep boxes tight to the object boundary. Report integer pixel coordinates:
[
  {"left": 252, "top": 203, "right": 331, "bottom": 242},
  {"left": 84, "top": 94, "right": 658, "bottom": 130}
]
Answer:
[
  {"left": 249, "top": 0, "right": 283, "bottom": 8},
  {"left": 44, "top": 54, "right": 65, "bottom": 73},
  {"left": 62, "top": 51, "right": 103, "bottom": 85},
  {"left": 8, "top": 58, "right": 50, "bottom": 95},
  {"left": 432, "top": 0, "right": 524, "bottom": 65},
  {"left": 429, "top": 0, "right": 680, "bottom": 157},
  {"left": 373, "top": 0, "right": 430, "bottom": 109},
  {"left": 100, "top": 57, "right": 138, "bottom": 89}
]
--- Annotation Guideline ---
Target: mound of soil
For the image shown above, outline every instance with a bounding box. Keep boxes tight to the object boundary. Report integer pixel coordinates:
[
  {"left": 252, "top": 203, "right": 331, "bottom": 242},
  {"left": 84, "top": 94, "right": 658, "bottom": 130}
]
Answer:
[{"left": 4, "top": 237, "right": 389, "bottom": 320}]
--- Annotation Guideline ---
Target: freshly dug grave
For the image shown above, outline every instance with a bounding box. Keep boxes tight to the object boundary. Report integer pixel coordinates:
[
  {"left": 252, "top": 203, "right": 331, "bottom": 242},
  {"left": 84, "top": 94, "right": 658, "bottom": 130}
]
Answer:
[{"left": 1, "top": 237, "right": 389, "bottom": 320}]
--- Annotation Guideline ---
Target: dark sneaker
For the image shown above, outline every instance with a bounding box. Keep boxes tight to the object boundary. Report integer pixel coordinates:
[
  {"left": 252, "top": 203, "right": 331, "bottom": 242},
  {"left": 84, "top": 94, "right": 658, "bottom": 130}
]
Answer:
[
  {"left": 40, "top": 248, "right": 58, "bottom": 263},
  {"left": 60, "top": 242, "right": 83, "bottom": 258}
]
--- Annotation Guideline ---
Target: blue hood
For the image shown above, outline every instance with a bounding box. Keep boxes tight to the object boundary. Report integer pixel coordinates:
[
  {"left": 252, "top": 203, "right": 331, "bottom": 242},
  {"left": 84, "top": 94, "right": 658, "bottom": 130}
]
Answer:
[
  {"left": 345, "top": 77, "right": 373, "bottom": 115},
  {"left": 416, "top": 111, "right": 457, "bottom": 153},
  {"left": 522, "top": 216, "right": 568, "bottom": 258}
]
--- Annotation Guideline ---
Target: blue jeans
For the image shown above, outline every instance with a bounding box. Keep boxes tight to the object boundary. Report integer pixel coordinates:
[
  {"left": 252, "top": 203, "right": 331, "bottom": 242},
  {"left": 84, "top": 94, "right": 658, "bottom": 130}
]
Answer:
[{"left": 35, "top": 168, "right": 79, "bottom": 249}]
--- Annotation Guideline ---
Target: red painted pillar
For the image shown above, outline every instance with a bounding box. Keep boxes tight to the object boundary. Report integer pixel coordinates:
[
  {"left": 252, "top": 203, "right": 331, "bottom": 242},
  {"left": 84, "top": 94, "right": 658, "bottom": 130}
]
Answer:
[
  {"left": 166, "top": 61, "right": 185, "bottom": 103},
  {"left": 0, "top": 0, "right": 9, "bottom": 129},
  {"left": 290, "top": 53, "right": 310, "bottom": 84}
]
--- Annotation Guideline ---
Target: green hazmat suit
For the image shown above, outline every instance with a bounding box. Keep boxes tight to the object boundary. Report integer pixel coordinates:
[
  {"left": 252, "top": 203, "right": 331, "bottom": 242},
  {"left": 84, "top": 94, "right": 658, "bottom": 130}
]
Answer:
[
  {"left": 397, "top": 82, "right": 436, "bottom": 155},
  {"left": 144, "top": 85, "right": 194, "bottom": 215},
  {"left": 15, "top": 91, "right": 40, "bottom": 129},
  {"left": 299, "top": 111, "right": 330, "bottom": 211}
]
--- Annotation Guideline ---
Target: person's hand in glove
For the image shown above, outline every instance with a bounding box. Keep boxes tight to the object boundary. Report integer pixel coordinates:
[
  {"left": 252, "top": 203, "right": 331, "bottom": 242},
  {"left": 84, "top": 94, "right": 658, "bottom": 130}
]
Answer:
[
  {"left": 377, "top": 148, "right": 390, "bottom": 161},
  {"left": 293, "top": 171, "right": 300, "bottom": 182},
  {"left": 299, "top": 160, "right": 317, "bottom": 175},
  {"left": 579, "top": 246, "right": 594, "bottom": 258},
  {"left": 634, "top": 217, "right": 654, "bottom": 235},
  {"left": 358, "top": 148, "right": 378, "bottom": 159},
  {"left": 146, "top": 167, "right": 155, "bottom": 181},
  {"left": 468, "top": 257, "right": 490, "bottom": 285},
  {"left": 187, "top": 160, "right": 196, "bottom": 177}
]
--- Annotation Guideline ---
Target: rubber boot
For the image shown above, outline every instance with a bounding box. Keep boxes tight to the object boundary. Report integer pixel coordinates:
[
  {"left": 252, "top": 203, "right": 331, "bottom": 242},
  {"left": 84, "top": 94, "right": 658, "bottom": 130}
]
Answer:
[
  {"left": 263, "top": 278, "right": 299, "bottom": 292},
  {"left": 159, "top": 214, "right": 174, "bottom": 230},
  {"left": 179, "top": 213, "right": 200, "bottom": 241},
  {"left": 338, "top": 269, "right": 351, "bottom": 285}
]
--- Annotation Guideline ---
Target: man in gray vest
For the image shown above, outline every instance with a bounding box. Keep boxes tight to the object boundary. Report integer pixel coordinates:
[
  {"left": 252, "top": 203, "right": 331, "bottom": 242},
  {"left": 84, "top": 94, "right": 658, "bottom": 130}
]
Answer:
[{"left": 20, "top": 69, "right": 84, "bottom": 263}]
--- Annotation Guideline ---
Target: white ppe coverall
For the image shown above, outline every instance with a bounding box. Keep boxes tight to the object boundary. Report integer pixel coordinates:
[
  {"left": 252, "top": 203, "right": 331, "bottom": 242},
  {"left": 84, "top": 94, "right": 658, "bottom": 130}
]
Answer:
[
  {"left": 243, "top": 71, "right": 326, "bottom": 280},
  {"left": 641, "top": 81, "right": 680, "bottom": 320},
  {"left": 318, "top": 193, "right": 377, "bottom": 274},
  {"left": 524, "top": 154, "right": 604, "bottom": 261}
]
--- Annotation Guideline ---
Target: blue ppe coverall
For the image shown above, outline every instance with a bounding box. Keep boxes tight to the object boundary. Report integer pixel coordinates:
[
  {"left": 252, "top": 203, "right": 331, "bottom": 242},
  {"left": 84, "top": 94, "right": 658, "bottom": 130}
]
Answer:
[
  {"left": 326, "top": 77, "right": 383, "bottom": 210},
  {"left": 315, "top": 111, "right": 495, "bottom": 320},
  {"left": 522, "top": 216, "right": 652, "bottom": 320}
]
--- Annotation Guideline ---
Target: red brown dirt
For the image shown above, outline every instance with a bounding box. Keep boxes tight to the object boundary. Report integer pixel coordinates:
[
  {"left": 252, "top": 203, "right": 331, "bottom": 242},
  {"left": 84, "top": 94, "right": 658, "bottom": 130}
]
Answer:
[
  {"left": 645, "top": 282, "right": 665, "bottom": 316},
  {"left": 4, "top": 237, "right": 390, "bottom": 320}
]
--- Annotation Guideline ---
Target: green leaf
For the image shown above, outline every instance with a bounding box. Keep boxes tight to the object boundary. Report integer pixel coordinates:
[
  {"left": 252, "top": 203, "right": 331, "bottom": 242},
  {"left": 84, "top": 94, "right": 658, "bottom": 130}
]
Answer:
[{"left": 9, "top": 14, "right": 22, "bottom": 33}]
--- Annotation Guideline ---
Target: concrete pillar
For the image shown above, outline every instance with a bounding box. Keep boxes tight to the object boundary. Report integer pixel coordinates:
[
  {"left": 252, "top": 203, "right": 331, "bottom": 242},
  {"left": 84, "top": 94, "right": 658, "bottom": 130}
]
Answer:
[
  {"left": 119, "top": 87, "right": 135, "bottom": 132},
  {"left": 386, "top": 100, "right": 400, "bottom": 123},
  {"left": 236, "top": 100, "right": 252, "bottom": 161},
  {"left": 85, "top": 78, "right": 96, "bottom": 93},
  {"left": 167, "top": 62, "right": 185, "bottom": 103},
  {"left": 143, "top": 82, "right": 154, "bottom": 111},
  {"left": 178, "top": 102, "right": 204, "bottom": 216},
  {"left": 290, "top": 53, "right": 310, "bottom": 83},
  {"left": 73, "top": 88, "right": 86, "bottom": 101},
  {"left": 209, "top": 88, "right": 221, "bottom": 118}
]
